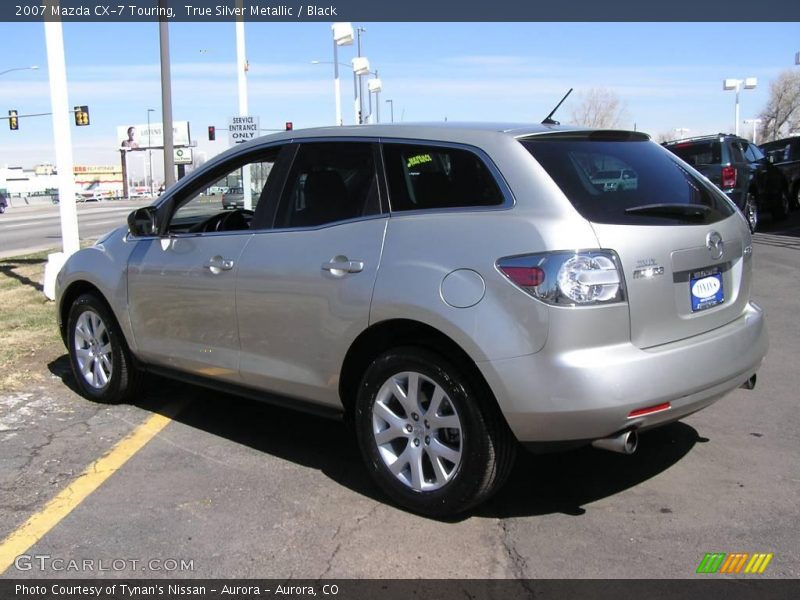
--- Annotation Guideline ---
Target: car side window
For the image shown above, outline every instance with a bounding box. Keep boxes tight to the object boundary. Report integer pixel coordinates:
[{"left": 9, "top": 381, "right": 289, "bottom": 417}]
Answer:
[
  {"left": 382, "top": 143, "right": 504, "bottom": 211},
  {"left": 167, "top": 148, "right": 281, "bottom": 234},
  {"left": 729, "top": 141, "right": 745, "bottom": 163},
  {"left": 743, "top": 144, "right": 759, "bottom": 163},
  {"left": 274, "top": 142, "right": 380, "bottom": 228},
  {"left": 748, "top": 144, "right": 765, "bottom": 161}
]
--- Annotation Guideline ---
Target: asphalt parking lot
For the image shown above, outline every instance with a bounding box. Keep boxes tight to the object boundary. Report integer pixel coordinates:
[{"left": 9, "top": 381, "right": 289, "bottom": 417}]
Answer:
[{"left": 1, "top": 212, "right": 798, "bottom": 580}]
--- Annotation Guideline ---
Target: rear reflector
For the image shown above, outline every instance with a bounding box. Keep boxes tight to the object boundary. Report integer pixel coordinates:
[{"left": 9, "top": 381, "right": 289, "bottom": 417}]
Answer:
[
  {"left": 628, "top": 402, "right": 671, "bottom": 419},
  {"left": 497, "top": 265, "right": 545, "bottom": 287}
]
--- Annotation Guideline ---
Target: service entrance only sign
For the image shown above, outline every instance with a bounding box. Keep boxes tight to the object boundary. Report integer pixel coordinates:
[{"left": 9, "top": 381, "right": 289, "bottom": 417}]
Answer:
[{"left": 228, "top": 116, "right": 260, "bottom": 143}]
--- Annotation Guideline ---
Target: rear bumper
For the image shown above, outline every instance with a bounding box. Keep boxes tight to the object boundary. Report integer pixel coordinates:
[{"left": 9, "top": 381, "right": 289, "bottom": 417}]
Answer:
[{"left": 479, "top": 302, "right": 767, "bottom": 442}]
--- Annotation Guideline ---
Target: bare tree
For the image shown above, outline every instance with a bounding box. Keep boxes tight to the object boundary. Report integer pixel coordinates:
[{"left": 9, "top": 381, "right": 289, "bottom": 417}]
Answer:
[
  {"left": 757, "top": 70, "right": 800, "bottom": 142},
  {"left": 569, "top": 88, "right": 628, "bottom": 129},
  {"left": 654, "top": 131, "right": 677, "bottom": 144}
]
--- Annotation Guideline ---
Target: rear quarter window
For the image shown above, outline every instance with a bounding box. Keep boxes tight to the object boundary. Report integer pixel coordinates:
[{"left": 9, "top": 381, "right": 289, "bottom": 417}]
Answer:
[
  {"left": 383, "top": 143, "right": 504, "bottom": 211},
  {"left": 522, "top": 135, "right": 736, "bottom": 226}
]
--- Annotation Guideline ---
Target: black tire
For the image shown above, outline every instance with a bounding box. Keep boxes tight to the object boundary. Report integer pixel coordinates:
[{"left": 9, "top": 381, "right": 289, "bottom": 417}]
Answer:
[
  {"left": 743, "top": 193, "right": 758, "bottom": 233},
  {"left": 0, "top": 205, "right": 5, "bottom": 214},
  {"left": 66, "top": 293, "right": 140, "bottom": 404},
  {"left": 772, "top": 189, "right": 790, "bottom": 221},
  {"left": 354, "top": 347, "right": 516, "bottom": 517}
]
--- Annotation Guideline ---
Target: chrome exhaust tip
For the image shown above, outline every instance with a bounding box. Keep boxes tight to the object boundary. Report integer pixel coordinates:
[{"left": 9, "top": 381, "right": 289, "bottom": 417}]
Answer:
[
  {"left": 740, "top": 374, "right": 757, "bottom": 390},
  {"left": 591, "top": 429, "right": 638, "bottom": 455}
]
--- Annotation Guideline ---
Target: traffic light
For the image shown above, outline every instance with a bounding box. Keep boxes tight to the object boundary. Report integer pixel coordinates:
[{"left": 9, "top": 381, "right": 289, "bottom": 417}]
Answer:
[
  {"left": 8, "top": 110, "right": 18, "bottom": 130},
  {"left": 74, "top": 105, "right": 90, "bottom": 126},
  {"left": 208, "top": 126, "right": 216, "bottom": 141},
  {"left": 285, "top": 122, "right": 293, "bottom": 131}
]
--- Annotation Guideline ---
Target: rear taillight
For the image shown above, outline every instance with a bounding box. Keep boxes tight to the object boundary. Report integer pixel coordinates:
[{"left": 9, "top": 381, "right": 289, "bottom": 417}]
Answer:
[
  {"left": 721, "top": 166, "right": 737, "bottom": 189},
  {"left": 497, "top": 250, "right": 625, "bottom": 306}
]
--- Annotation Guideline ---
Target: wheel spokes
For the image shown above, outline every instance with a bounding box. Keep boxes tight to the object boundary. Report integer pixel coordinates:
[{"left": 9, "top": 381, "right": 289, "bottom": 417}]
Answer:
[
  {"left": 73, "top": 309, "right": 113, "bottom": 390},
  {"left": 372, "top": 370, "right": 463, "bottom": 492}
]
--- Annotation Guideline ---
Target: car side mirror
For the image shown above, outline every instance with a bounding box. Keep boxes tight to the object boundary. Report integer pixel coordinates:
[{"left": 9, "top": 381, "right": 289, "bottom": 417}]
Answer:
[{"left": 127, "top": 207, "right": 158, "bottom": 237}]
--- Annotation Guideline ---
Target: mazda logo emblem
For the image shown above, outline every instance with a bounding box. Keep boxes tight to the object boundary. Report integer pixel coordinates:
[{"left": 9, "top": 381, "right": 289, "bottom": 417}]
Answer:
[{"left": 706, "top": 231, "right": 724, "bottom": 260}]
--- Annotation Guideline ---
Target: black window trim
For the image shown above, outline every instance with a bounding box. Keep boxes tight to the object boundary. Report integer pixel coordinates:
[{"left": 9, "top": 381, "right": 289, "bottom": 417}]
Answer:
[{"left": 377, "top": 137, "right": 516, "bottom": 215}]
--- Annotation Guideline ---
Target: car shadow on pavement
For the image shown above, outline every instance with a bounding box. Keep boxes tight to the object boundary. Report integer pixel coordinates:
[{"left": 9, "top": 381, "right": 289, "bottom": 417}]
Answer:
[
  {"left": 48, "top": 355, "right": 705, "bottom": 522},
  {"left": 479, "top": 422, "right": 704, "bottom": 519}
]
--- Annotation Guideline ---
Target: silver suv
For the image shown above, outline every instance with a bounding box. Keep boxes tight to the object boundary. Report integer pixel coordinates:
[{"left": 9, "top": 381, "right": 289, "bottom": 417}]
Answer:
[{"left": 56, "top": 124, "right": 768, "bottom": 516}]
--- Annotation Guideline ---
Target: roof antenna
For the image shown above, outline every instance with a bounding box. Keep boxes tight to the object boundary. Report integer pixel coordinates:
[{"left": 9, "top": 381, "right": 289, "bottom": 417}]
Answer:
[{"left": 541, "top": 88, "right": 573, "bottom": 125}]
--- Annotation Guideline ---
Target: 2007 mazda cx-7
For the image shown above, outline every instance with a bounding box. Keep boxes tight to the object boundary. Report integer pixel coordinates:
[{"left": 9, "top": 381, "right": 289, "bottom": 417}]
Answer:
[{"left": 56, "top": 124, "right": 767, "bottom": 516}]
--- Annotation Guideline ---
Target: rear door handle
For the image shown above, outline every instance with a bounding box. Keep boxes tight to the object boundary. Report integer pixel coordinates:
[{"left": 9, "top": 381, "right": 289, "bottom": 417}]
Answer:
[
  {"left": 206, "top": 255, "right": 235, "bottom": 274},
  {"left": 321, "top": 257, "right": 364, "bottom": 276}
]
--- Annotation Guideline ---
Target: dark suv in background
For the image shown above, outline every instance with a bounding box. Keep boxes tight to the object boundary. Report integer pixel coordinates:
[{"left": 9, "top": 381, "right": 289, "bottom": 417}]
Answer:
[
  {"left": 664, "top": 134, "right": 790, "bottom": 232},
  {"left": 760, "top": 136, "right": 800, "bottom": 210}
]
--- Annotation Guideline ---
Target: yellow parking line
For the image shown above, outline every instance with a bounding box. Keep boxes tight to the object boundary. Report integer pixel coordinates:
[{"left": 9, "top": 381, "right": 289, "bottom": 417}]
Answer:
[{"left": 0, "top": 401, "right": 186, "bottom": 575}]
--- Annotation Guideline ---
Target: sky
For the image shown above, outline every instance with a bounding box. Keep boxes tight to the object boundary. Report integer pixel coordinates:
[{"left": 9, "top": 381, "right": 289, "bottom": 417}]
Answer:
[{"left": 0, "top": 21, "right": 798, "bottom": 180}]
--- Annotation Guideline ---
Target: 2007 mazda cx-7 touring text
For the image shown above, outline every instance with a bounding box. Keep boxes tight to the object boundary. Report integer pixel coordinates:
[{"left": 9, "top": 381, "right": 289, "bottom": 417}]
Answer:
[{"left": 56, "top": 123, "right": 768, "bottom": 516}]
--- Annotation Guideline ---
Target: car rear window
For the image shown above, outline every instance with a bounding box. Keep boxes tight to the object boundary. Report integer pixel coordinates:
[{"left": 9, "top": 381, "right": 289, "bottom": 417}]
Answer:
[
  {"left": 666, "top": 141, "right": 721, "bottom": 166},
  {"left": 521, "top": 134, "right": 735, "bottom": 226}
]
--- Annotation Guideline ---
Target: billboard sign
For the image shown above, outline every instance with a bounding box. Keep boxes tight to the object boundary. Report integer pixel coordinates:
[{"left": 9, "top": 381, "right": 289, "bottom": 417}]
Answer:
[{"left": 117, "top": 121, "right": 191, "bottom": 149}]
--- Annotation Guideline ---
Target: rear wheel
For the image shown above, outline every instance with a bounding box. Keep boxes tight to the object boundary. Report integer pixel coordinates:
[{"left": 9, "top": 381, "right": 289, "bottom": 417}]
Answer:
[
  {"left": 354, "top": 347, "right": 516, "bottom": 517},
  {"left": 67, "top": 293, "right": 139, "bottom": 404},
  {"left": 772, "top": 189, "right": 790, "bottom": 221},
  {"left": 743, "top": 193, "right": 758, "bottom": 233}
]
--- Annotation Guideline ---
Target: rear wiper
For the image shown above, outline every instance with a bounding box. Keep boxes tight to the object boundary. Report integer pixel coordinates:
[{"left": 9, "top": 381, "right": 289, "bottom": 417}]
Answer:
[{"left": 624, "top": 203, "right": 711, "bottom": 218}]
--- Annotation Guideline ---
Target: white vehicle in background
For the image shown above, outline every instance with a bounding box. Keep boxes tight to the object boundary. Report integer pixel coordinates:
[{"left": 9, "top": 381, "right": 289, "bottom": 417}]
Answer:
[{"left": 590, "top": 168, "right": 639, "bottom": 192}]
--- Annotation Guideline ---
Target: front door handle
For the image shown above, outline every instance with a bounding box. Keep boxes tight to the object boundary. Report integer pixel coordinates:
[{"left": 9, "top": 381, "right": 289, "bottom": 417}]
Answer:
[
  {"left": 206, "top": 255, "right": 235, "bottom": 274},
  {"left": 321, "top": 256, "right": 364, "bottom": 276}
]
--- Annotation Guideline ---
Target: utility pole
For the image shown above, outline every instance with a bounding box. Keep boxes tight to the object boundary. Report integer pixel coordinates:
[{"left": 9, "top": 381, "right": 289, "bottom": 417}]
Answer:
[{"left": 160, "top": 0, "right": 175, "bottom": 189}]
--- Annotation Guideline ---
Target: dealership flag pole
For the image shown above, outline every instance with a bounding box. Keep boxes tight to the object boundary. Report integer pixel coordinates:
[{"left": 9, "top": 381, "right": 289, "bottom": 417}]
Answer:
[{"left": 43, "top": 3, "right": 80, "bottom": 300}]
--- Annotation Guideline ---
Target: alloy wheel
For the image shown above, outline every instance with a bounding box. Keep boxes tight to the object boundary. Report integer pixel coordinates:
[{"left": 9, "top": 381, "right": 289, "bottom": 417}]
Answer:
[
  {"left": 371, "top": 371, "right": 463, "bottom": 492},
  {"left": 73, "top": 309, "right": 113, "bottom": 389}
]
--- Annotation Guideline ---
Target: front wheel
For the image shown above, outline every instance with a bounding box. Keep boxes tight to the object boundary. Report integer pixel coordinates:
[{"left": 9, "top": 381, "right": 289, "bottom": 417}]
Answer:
[
  {"left": 354, "top": 348, "right": 516, "bottom": 517},
  {"left": 67, "top": 293, "right": 139, "bottom": 404}
]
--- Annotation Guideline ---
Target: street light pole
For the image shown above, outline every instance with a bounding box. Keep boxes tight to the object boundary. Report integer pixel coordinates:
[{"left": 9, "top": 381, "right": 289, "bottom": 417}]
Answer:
[
  {"left": 356, "top": 27, "right": 366, "bottom": 124},
  {"left": 147, "top": 108, "right": 154, "bottom": 195},
  {"left": 386, "top": 99, "right": 394, "bottom": 123},
  {"left": 744, "top": 118, "right": 762, "bottom": 144},
  {"left": 0, "top": 65, "right": 38, "bottom": 77},
  {"left": 723, "top": 77, "right": 757, "bottom": 136},
  {"left": 235, "top": 0, "right": 252, "bottom": 210},
  {"left": 312, "top": 59, "right": 359, "bottom": 126},
  {"left": 367, "top": 70, "right": 382, "bottom": 123},
  {"left": 331, "top": 23, "right": 354, "bottom": 126},
  {"left": 351, "top": 55, "right": 371, "bottom": 125}
]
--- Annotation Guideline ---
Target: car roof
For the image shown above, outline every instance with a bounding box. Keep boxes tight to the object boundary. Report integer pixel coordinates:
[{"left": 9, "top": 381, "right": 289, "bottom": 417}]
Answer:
[
  {"left": 244, "top": 122, "right": 605, "bottom": 146},
  {"left": 663, "top": 133, "right": 744, "bottom": 146}
]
